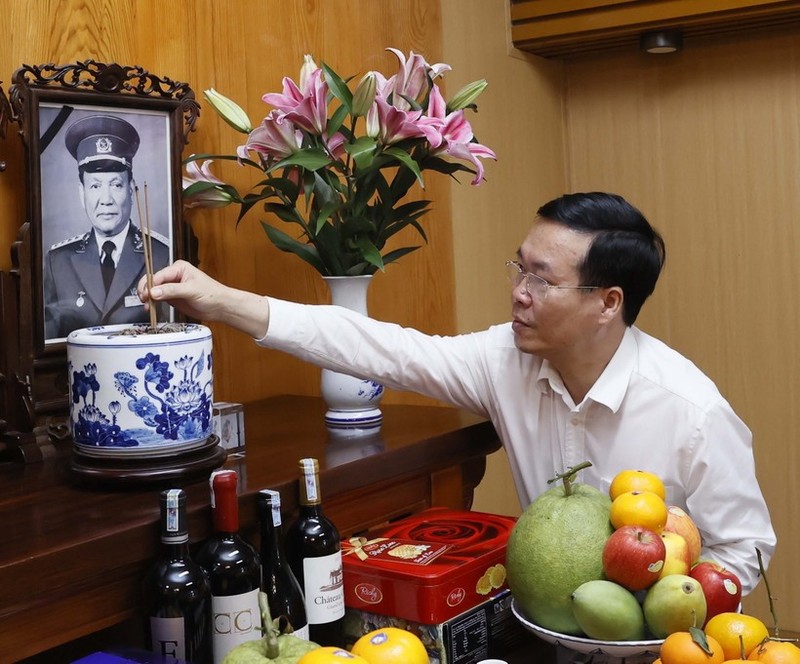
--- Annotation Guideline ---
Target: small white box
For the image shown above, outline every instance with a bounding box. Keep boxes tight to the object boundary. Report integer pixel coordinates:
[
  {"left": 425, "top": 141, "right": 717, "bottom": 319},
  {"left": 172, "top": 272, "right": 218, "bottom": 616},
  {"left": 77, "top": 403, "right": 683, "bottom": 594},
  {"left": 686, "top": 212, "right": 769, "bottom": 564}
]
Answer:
[{"left": 213, "top": 402, "right": 245, "bottom": 452}]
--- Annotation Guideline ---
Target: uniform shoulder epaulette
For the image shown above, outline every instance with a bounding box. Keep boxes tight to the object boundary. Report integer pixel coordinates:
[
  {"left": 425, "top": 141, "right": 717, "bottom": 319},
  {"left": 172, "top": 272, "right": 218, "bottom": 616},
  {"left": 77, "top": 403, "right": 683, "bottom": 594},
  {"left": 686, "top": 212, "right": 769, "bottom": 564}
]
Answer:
[
  {"left": 147, "top": 229, "right": 170, "bottom": 245},
  {"left": 49, "top": 231, "right": 91, "bottom": 251}
]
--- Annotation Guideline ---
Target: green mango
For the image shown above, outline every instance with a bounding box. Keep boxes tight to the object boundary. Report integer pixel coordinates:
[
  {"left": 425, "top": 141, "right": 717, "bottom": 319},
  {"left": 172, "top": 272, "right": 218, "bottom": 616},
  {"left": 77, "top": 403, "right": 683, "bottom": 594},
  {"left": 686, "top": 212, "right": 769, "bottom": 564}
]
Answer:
[{"left": 570, "top": 579, "right": 646, "bottom": 641}]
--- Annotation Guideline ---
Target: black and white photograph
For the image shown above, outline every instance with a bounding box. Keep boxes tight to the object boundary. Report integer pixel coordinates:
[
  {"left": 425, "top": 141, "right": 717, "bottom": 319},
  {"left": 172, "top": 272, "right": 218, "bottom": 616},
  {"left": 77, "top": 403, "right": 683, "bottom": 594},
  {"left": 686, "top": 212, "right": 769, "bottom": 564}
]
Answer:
[{"left": 39, "top": 102, "right": 174, "bottom": 343}]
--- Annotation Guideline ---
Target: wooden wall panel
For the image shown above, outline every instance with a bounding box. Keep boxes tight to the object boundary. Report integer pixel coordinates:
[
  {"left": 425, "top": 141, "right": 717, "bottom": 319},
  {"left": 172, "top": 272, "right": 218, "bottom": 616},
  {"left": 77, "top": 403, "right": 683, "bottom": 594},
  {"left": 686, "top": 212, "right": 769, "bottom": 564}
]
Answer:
[
  {"left": 563, "top": 26, "right": 800, "bottom": 629},
  {"left": 0, "top": 0, "right": 455, "bottom": 407},
  {"left": 440, "top": 0, "right": 567, "bottom": 516}
]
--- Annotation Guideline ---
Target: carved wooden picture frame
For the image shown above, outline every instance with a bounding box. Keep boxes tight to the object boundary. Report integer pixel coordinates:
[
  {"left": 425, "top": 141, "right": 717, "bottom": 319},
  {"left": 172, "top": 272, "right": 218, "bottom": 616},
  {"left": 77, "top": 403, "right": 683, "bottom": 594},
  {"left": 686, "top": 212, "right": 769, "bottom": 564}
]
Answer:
[{"left": 2, "top": 61, "right": 199, "bottom": 444}]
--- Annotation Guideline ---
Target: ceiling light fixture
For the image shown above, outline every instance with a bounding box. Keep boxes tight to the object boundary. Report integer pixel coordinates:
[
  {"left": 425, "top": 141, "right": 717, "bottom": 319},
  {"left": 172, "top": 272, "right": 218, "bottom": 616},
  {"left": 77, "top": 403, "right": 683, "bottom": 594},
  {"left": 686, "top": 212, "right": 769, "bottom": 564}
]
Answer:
[{"left": 640, "top": 29, "right": 684, "bottom": 54}]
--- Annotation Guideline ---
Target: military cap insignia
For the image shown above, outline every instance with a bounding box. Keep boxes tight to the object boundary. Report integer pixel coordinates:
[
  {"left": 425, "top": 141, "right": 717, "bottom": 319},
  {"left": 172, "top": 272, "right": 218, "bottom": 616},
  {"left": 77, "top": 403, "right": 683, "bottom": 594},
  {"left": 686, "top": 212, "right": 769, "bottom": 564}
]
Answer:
[{"left": 95, "top": 137, "right": 113, "bottom": 154}]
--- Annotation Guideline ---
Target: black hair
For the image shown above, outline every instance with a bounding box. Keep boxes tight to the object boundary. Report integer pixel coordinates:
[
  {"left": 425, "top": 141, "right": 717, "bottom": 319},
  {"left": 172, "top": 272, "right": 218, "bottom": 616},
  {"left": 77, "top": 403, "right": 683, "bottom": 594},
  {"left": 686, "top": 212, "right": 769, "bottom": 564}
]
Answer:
[{"left": 536, "top": 192, "right": 665, "bottom": 325}]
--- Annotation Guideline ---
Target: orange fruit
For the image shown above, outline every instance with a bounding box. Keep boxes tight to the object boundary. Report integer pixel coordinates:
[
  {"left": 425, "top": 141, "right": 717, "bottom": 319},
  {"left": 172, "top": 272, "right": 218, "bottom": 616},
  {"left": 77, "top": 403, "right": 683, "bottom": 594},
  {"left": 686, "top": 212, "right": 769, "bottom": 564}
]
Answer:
[
  {"left": 705, "top": 613, "right": 770, "bottom": 661},
  {"left": 610, "top": 489, "right": 669, "bottom": 532},
  {"left": 351, "top": 627, "right": 429, "bottom": 664},
  {"left": 610, "top": 469, "right": 667, "bottom": 501},
  {"left": 747, "top": 640, "right": 800, "bottom": 663},
  {"left": 660, "top": 631, "right": 725, "bottom": 664},
  {"left": 298, "top": 647, "right": 370, "bottom": 664}
]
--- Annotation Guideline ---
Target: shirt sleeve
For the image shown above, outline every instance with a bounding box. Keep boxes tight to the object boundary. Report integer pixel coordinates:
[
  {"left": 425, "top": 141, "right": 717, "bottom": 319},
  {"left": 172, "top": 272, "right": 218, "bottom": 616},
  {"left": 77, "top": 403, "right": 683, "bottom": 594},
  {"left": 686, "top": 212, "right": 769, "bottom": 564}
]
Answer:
[
  {"left": 684, "top": 398, "right": 776, "bottom": 594},
  {"left": 255, "top": 296, "right": 496, "bottom": 417}
]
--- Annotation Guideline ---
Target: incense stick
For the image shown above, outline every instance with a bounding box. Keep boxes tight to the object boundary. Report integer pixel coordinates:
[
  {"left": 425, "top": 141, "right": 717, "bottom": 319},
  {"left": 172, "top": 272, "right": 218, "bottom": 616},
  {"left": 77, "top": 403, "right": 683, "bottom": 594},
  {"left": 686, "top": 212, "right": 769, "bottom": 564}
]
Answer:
[{"left": 134, "top": 184, "right": 157, "bottom": 331}]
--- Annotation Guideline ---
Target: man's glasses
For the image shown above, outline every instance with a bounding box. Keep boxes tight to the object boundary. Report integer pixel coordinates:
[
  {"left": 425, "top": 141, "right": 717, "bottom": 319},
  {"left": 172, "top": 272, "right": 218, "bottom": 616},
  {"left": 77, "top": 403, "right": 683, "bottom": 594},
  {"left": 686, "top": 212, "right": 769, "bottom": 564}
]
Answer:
[{"left": 505, "top": 260, "right": 599, "bottom": 301}]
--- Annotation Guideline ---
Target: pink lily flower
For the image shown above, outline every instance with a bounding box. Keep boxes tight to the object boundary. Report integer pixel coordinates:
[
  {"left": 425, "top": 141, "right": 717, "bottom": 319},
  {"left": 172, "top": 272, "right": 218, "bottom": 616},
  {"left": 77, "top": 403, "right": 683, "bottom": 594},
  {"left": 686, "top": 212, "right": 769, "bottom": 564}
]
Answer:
[
  {"left": 182, "top": 160, "right": 234, "bottom": 208},
  {"left": 386, "top": 48, "right": 451, "bottom": 110},
  {"left": 264, "top": 67, "right": 328, "bottom": 136},
  {"left": 439, "top": 140, "right": 497, "bottom": 185},
  {"left": 366, "top": 96, "right": 427, "bottom": 146},
  {"left": 237, "top": 110, "right": 303, "bottom": 162},
  {"left": 422, "top": 86, "right": 496, "bottom": 184}
]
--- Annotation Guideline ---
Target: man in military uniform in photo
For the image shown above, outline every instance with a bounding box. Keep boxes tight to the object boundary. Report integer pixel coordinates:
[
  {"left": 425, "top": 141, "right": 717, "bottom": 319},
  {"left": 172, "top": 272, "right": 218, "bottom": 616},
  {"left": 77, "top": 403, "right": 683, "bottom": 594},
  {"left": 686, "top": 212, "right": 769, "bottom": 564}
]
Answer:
[{"left": 43, "top": 114, "right": 171, "bottom": 339}]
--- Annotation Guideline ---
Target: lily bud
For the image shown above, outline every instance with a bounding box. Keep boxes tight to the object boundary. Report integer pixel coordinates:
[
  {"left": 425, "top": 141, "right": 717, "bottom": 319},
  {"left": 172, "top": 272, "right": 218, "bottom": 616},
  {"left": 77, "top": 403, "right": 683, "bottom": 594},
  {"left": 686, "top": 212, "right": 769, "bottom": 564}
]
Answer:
[
  {"left": 299, "top": 54, "right": 319, "bottom": 93},
  {"left": 182, "top": 181, "right": 235, "bottom": 209},
  {"left": 204, "top": 88, "right": 252, "bottom": 133},
  {"left": 447, "top": 79, "right": 488, "bottom": 112},
  {"left": 351, "top": 72, "right": 377, "bottom": 117}
]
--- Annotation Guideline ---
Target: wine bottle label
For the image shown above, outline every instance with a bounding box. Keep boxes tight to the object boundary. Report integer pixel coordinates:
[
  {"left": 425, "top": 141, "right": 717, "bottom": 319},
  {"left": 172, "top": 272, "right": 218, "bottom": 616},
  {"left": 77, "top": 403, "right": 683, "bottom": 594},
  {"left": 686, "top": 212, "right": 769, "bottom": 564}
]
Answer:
[
  {"left": 210, "top": 588, "right": 262, "bottom": 664},
  {"left": 293, "top": 623, "right": 310, "bottom": 641},
  {"left": 302, "top": 551, "right": 345, "bottom": 625},
  {"left": 150, "top": 616, "right": 187, "bottom": 661}
]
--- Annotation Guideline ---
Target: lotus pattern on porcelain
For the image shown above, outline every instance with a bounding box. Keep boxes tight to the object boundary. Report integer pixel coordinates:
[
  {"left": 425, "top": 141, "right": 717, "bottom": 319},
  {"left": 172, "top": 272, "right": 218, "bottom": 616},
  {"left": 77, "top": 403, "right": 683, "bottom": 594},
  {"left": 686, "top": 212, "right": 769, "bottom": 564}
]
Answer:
[{"left": 70, "top": 349, "right": 212, "bottom": 447}]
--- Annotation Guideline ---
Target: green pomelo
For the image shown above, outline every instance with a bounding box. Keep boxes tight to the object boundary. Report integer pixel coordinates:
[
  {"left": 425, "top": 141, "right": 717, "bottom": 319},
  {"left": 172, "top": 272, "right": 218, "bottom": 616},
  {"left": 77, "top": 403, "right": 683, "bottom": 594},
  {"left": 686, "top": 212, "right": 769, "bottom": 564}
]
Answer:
[
  {"left": 506, "top": 479, "right": 613, "bottom": 635},
  {"left": 570, "top": 579, "right": 645, "bottom": 641}
]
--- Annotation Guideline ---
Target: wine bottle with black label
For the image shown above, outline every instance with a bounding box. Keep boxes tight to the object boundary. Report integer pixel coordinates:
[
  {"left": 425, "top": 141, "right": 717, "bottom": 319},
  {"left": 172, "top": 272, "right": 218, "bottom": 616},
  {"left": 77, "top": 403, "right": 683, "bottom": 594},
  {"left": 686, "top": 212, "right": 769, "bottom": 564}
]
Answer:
[
  {"left": 144, "top": 488, "right": 212, "bottom": 664},
  {"left": 284, "top": 458, "right": 345, "bottom": 647},
  {"left": 196, "top": 469, "right": 262, "bottom": 664},
  {"left": 257, "top": 488, "right": 309, "bottom": 640}
]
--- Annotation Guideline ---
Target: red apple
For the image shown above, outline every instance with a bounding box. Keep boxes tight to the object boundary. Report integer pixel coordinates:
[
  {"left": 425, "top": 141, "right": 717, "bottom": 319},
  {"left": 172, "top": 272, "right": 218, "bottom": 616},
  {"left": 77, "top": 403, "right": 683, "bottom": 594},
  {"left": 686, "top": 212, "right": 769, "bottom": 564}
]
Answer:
[
  {"left": 658, "top": 531, "right": 692, "bottom": 579},
  {"left": 602, "top": 525, "right": 666, "bottom": 591},
  {"left": 689, "top": 560, "right": 743, "bottom": 625},
  {"left": 663, "top": 506, "right": 703, "bottom": 564}
]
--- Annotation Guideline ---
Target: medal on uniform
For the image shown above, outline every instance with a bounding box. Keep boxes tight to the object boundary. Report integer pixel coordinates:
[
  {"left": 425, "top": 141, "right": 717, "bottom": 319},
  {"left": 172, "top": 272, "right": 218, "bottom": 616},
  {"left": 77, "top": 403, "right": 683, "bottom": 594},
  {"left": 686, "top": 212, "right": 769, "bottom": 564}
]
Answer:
[{"left": 76, "top": 291, "right": 85, "bottom": 307}]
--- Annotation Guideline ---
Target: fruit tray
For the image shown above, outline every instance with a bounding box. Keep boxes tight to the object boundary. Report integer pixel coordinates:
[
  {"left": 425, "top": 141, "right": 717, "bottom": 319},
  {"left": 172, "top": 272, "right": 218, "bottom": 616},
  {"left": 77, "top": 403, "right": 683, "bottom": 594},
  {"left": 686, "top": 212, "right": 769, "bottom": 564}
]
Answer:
[{"left": 511, "top": 599, "right": 663, "bottom": 660}]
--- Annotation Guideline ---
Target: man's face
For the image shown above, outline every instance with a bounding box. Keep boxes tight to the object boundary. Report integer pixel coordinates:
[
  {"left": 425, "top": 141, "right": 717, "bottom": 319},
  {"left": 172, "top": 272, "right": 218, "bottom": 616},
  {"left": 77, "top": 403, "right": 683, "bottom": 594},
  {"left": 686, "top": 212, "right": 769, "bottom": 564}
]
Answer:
[
  {"left": 78, "top": 170, "right": 133, "bottom": 237},
  {"left": 510, "top": 219, "right": 605, "bottom": 360}
]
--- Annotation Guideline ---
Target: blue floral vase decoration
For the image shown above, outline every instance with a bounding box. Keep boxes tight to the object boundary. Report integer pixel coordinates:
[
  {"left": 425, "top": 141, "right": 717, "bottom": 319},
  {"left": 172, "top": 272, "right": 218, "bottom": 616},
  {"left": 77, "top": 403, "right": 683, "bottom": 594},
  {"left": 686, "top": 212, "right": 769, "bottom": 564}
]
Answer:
[{"left": 67, "top": 323, "right": 214, "bottom": 458}]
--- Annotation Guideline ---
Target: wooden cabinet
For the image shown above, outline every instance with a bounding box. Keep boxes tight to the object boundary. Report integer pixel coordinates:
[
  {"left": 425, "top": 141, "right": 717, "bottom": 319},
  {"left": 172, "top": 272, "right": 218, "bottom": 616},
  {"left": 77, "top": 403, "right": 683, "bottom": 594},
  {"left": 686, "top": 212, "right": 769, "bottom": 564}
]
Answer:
[
  {"left": 510, "top": 0, "right": 800, "bottom": 57},
  {"left": 1, "top": 396, "right": 500, "bottom": 661}
]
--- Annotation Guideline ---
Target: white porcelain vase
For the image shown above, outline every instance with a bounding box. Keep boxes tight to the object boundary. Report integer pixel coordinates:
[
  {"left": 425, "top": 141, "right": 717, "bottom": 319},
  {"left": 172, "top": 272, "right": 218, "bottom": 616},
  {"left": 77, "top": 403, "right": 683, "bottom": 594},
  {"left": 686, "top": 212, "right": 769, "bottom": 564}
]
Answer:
[
  {"left": 320, "top": 275, "right": 384, "bottom": 435},
  {"left": 66, "top": 323, "right": 214, "bottom": 458}
]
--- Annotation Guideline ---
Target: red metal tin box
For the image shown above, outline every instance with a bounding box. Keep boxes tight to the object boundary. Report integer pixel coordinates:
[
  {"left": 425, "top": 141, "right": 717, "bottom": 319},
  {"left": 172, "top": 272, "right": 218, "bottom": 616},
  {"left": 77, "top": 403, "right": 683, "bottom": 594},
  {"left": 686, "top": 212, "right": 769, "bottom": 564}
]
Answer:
[{"left": 342, "top": 507, "right": 517, "bottom": 624}]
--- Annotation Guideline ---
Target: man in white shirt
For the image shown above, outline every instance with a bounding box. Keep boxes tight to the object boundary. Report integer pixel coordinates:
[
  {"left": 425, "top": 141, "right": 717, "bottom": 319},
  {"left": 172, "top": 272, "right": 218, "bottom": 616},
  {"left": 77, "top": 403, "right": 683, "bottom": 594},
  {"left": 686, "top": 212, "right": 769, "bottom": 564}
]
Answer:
[{"left": 139, "top": 191, "right": 775, "bottom": 595}]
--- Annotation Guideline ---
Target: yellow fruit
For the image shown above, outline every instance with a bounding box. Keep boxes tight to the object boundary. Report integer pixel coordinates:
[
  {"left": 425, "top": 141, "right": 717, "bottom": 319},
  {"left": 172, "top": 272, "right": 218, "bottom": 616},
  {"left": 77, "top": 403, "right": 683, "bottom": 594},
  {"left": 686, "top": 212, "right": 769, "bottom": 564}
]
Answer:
[
  {"left": 748, "top": 640, "right": 800, "bottom": 663},
  {"left": 298, "top": 647, "right": 370, "bottom": 664},
  {"left": 705, "top": 612, "right": 770, "bottom": 661},
  {"left": 610, "top": 490, "right": 669, "bottom": 533},
  {"left": 660, "top": 631, "right": 725, "bottom": 664},
  {"left": 350, "top": 627, "right": 429, "bottom": 664},
  {"left": 489, "top": 563, "right": 507, "bottom": 588},
  {"left": 610, "top": 469, "right": 667, "bottom": 501},
  {"left": 476, "top": 573, "right": 492, "bottom": 595}
]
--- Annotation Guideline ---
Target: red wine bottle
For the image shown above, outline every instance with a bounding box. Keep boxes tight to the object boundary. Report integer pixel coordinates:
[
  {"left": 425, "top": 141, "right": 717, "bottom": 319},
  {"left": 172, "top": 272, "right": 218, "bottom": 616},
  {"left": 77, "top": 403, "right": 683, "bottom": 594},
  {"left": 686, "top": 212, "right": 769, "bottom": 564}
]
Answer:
[
  {"left": 257, "top": 488, "right": 309, "bottom": 640},
  {"left": 195, "top": 469, "right": 262, "bottom": 664},
  {"left": 144, "top": 488, "right": 212, "bottom": 664},
  {"left": 284, "top": 458, "right": 345, "bottom": 647}
]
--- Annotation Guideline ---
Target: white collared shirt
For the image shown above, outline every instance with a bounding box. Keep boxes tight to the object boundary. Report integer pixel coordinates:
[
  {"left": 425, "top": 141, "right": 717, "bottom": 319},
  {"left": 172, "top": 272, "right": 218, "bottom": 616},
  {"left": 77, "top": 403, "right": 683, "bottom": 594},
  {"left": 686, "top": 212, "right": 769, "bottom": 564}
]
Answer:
[
  {"left": 257, "top": 297, "right": 776, "bottom": 594},
  {"left": 95, "top": 222, "right": 130, "bottom": 267}
]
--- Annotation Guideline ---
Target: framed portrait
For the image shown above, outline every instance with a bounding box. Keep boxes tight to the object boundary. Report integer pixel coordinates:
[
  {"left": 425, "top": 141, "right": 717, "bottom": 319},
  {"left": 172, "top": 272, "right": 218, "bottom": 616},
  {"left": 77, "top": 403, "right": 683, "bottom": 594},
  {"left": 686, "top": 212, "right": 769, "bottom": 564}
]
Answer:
[
  {"left": 8, "top": 61, "right": 199, "bottom": 350},
  {"left": 1, "top": 61, "right": 199, "bottom": 439}
]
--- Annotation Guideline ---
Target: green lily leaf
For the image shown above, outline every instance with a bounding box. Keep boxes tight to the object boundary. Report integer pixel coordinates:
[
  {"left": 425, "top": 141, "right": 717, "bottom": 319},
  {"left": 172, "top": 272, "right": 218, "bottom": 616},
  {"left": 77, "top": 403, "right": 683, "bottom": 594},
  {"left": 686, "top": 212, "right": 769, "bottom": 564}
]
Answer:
[
  {"left": 262, "top": 223, "right": 327, "bottom": 274},
  {"left": 263, "top": 201, "right": 307, "bottom": 227},
  {"left": 353, "top": 236, "right": 385, "bottom": 271},
  {"left": 346, "top": 136, "right": 378, "bottom": 171},
  {"left": 382, "top": 245, "right": 421, "bottom": 266},
  {"left": 384, "top": 147, "right": 424, "bottom": 186},
  {"left": 328, "top": 103, "right": 349, "bottom": 138},
  {"left": 322, "top": 63, "right": 353, "bottom": 111},
  {"left": 314, "top": 201, "right": 339, "bottom": 235},
  {"left": 271, "top": 149, "right": 332, "bottom": 172}
]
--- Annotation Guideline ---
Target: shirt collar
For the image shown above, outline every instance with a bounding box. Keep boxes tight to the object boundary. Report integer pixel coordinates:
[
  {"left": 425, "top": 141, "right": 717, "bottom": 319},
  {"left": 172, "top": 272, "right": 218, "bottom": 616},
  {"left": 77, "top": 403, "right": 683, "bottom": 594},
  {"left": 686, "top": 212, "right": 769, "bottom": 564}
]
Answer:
[
  {"left": 536, "top": 327, "right": 638, "bottom": 413},
  {"left": 94, "top": 222, "right": 130, "bottom": 261}
]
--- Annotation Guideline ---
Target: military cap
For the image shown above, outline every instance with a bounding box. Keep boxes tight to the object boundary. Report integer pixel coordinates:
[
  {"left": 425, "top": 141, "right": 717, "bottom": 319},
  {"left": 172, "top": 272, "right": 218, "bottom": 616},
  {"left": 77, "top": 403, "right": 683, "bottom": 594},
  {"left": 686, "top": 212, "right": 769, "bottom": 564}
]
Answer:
[{"left": 64, "top": 114, "right": 140, "bottom": 172}]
